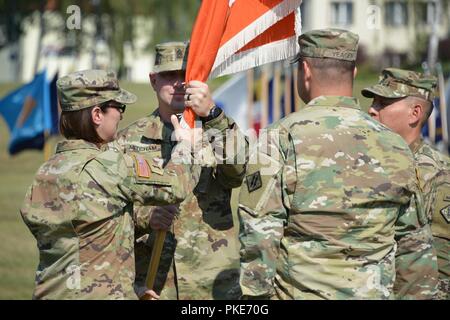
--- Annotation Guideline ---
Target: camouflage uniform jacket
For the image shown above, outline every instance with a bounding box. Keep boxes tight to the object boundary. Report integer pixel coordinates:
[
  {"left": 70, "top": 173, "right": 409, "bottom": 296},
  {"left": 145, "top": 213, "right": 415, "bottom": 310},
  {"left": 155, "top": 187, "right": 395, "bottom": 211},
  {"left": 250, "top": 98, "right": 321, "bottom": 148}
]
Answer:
[
  {"left": 410, "top": 138, "right": 449, "bottom": 299},
  {"left": 239, "top": 96, "right": 434, "bottom": 300},
  {"left": 20, "top": 139, "right": 193, "bottom": 300},
  {"left": 117, "top": 109, "right": 248, "bottom": 300}
]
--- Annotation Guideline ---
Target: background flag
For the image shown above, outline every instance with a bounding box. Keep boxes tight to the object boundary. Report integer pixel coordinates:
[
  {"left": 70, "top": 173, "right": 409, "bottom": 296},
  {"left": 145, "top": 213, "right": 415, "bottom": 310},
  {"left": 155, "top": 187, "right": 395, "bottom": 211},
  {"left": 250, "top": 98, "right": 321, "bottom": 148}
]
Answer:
[
  {"left": 214, "top": 63, "right": 298, "bottom": 134},
  {"left": 214, "top": 73, "right": 249, "bottom": 131},
  {"left": 0, "top": 70, "right": 59, "bottom": 155}
]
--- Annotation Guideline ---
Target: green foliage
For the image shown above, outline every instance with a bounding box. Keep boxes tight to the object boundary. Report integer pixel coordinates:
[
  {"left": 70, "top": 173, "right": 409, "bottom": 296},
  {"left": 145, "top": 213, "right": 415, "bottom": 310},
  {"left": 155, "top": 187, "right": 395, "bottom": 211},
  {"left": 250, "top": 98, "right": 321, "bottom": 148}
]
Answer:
[{"left": 149, "top": 0, "right": 201, "bottom": 45}]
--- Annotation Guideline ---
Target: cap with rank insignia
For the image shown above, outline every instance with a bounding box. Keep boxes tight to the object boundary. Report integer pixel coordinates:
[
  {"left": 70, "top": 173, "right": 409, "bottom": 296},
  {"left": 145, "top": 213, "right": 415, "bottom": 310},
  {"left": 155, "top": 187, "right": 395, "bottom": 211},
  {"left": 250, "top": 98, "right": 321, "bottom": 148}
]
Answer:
[
  {"left": 57, "top": 69, "right": 137, "bottom": 112},
  {"left": 153, "top": 41, "right": 189, "bottom": 73},
  {"left": 362, "top": 68, "right": 438, "bottom": 102},
  {"left": 291, "top": 28, "right": 359, "bottom": 63}
]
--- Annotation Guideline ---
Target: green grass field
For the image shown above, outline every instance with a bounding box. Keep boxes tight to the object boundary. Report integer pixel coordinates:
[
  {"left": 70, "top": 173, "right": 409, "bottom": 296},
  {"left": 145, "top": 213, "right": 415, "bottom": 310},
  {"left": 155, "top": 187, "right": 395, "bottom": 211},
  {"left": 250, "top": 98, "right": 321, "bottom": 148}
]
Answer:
[{"left": 0, "top": 74, "right": 377, "bottom": 300}]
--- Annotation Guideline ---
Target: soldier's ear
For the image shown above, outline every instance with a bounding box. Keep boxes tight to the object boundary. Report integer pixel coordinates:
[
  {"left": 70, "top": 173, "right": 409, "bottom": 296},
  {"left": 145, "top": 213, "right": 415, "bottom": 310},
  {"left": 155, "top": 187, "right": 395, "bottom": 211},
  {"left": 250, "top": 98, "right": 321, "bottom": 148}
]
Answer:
[
  {"left": 302, "top": 60, "right": 312, "bottom": 80},
  {"left": 91, "top": 106, "right": 103, "bottom": 126},
  {"left": 410, "top": 103, "right": 423, "bottom": 127},
  {"left": 149, "top": 72, "right": 157, "bottom": 90}
]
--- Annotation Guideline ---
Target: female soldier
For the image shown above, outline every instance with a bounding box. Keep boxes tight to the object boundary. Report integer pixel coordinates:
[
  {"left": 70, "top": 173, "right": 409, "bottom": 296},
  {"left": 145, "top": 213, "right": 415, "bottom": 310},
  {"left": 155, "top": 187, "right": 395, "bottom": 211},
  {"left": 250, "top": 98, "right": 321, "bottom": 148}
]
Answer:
[{"left": 20, "top": 70, "right": 198, "bottom": 300}]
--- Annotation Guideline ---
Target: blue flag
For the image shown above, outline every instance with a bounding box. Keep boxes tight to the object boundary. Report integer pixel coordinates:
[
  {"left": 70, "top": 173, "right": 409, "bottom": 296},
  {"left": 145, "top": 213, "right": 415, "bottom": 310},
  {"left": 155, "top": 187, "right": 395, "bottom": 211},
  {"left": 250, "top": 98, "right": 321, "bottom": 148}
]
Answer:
[
  {"left": 422, "top": 98, "right": 443, "bottom": 144},
  {"left": 0, "top": 70, "right": 59, "bottom": 155}
]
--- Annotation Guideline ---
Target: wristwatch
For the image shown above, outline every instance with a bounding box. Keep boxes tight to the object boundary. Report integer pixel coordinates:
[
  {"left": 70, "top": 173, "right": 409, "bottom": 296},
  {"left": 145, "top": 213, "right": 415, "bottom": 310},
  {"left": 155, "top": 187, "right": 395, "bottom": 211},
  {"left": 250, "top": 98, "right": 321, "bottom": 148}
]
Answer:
[{"left": 200, "top": 105, "right": 222, "bottom": 123}]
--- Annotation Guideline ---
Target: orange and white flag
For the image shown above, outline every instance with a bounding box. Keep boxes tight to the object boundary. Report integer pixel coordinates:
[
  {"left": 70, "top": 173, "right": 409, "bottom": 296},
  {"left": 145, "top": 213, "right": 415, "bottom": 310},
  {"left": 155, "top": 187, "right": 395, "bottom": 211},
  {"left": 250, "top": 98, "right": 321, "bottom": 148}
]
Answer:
[{"left": 183, "top": 0, "right": 302, "bottom": 128}]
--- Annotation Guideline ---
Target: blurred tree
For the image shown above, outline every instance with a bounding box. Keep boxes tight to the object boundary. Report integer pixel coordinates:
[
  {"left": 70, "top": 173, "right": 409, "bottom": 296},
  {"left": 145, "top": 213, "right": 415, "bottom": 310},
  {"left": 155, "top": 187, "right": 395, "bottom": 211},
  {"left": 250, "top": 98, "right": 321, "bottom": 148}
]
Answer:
[
  {"left": 0, "top": 0, "right": 202, "bottom": 76},
  {"left": 0, "top": 0, "right": 41, "bottom": 49},
  {"left": 57, "top": 0, "right": 201, "bottom": 76},
  {"left": 148, "top": 0, "right": 200, "bottom": 45}
]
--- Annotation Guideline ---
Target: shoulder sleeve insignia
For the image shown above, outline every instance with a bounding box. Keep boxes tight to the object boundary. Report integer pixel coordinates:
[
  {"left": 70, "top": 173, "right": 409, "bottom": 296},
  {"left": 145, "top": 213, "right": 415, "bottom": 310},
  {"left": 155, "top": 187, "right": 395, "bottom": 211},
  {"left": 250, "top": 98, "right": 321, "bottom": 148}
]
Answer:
[
  {"left": 440, "top": 205, "right": 450, "bottom": 224},
  {"left": 246, "top": 171, "right": 262, "bottom": 193},
  {"left": 133, "top": 154, "right": 151, "bottom": 178}
]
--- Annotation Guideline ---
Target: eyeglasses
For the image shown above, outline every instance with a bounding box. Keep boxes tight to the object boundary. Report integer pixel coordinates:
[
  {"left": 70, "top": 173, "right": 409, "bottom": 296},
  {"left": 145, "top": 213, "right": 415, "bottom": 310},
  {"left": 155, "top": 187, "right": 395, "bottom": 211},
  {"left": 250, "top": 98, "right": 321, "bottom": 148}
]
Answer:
[
  {"left": 112, "top": 104, "right": 126, "bottom": 114},
  {"left": 101, "top": 103, "right": 126, "bottom": 114}
]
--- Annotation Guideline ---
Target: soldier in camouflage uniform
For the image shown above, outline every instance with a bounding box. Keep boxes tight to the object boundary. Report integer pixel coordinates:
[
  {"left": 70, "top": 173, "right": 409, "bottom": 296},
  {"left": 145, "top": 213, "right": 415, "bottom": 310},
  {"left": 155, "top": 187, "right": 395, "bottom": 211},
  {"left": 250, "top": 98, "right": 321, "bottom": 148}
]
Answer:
[
  {"left": 20, "top": 70, "right": 198, "bottom": 299},
  {"left": 239, "top": 29, "right": 436, "bottom": 300},
  {"left": 363, "top": 68, "right": 447, "bottom": 299},
  {"left": 117, "top": 42, "right": 248, "bottom": 300}
]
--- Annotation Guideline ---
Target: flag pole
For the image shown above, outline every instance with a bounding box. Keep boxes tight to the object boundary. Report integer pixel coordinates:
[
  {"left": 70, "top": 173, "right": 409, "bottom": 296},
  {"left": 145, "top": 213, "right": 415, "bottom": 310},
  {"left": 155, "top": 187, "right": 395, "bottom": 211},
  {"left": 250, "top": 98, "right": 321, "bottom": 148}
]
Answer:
[
  {"left": 261, "top": 66, "right": 269, "bottom": 129},
  {"left": 284, "top": 63, "right": 292, "bottom": 116},
  {"left": 247, "top": 69, "right": 255, "bottom": 131},
  {"left": 273, "top": 63, "right": 282, "bottom": 122},
  {"left": 293, "top": 65, "right": 301, "bottom": 111},
  {"left": 437, "top": 63, "right": 449, "bottom": 152},
  {"left": 141, "top": 230, "right": 167, "bottom": 300},
  {"left": 43, "top": 130, "right": 52, "bottom": 161}
]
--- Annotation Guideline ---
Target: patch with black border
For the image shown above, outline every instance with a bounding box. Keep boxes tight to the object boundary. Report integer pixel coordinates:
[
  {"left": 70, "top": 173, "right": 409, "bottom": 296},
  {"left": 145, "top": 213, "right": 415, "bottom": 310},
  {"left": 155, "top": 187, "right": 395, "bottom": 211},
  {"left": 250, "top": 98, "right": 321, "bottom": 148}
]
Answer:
[
  {"left": 246, "top": 171, "right": 262, "bottom": 193},
  {"left": 440, "top": 205, "right": 450, "bottom": 224}
]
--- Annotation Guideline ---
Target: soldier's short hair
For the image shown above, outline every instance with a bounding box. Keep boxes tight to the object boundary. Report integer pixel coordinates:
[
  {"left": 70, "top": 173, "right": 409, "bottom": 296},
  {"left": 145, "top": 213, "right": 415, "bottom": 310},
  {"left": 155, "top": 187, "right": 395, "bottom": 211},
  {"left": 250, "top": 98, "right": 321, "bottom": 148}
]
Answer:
[{"left": 60, "top": 105, "right": 108, "bottom": 143}]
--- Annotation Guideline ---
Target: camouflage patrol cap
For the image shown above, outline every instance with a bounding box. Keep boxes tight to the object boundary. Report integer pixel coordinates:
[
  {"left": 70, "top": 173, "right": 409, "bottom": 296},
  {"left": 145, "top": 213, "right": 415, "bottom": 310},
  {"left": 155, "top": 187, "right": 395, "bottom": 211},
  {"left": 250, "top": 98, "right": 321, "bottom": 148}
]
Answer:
[
  {"left": 57, "top": 69, "right": 137, "bottom": 112},
  {"left": 292, "top": 28, "right": 359, "bottom": 63},
  {"left": 153, "top": 41, "right": 189, "bottom": 73},
  {"left": 362, "top": 68, "right": 438, "bottom": 102}
]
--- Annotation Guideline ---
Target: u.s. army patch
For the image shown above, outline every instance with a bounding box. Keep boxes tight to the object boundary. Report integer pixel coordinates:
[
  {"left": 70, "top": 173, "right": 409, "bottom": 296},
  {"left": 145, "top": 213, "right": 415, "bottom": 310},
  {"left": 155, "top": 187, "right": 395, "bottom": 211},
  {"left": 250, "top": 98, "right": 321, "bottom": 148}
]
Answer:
[
  {"left": 440, "top": 205, "right": 450, "bottom": 224},
  {"left": 246, "top": 171, "right": 262, "bottom": 193},
  {"left": 133, "top": 154, "right": 151, "bottom": 178}
]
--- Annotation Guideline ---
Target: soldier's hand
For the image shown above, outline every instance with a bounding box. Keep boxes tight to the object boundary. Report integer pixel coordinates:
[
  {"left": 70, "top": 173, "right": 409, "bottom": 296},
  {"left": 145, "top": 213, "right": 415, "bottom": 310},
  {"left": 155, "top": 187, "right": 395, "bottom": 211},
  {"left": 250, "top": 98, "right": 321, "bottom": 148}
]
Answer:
[
  {"left": 171, "top": 115, "right": 203, "bottom": 148},
  {"left": 149, "top": 205, "right": 178, "bottom": 231},
  {"left": 138, "top": 288, "right": 160, "bottom": 301},
  {"left": 184, "top": 81, "right": 214, "bottom": 117}
]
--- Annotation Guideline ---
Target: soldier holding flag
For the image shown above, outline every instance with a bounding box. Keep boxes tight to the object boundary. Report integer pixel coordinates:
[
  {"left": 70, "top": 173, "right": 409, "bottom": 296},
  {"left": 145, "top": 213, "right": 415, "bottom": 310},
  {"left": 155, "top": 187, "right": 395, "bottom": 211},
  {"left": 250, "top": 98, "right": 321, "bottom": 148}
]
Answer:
[{"left": 117, "top": 42, "right": 248, "bottom": 300}]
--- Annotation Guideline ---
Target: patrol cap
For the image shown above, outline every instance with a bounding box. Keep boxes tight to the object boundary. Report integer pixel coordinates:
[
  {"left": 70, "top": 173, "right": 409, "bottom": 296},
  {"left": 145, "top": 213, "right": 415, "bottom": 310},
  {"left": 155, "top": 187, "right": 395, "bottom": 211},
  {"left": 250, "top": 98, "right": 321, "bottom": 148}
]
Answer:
[
  {"left": 292, "top": 28, "right": 359, "bottom": 63},
  {"left": 362, "top": 68, "right": 438, "bottom": 102},
  {"left": 153, "top": 41, "right": 189, "bottom": 73},
  {"left": 57, "top": 69, "right": 137, "bottom": 112}
]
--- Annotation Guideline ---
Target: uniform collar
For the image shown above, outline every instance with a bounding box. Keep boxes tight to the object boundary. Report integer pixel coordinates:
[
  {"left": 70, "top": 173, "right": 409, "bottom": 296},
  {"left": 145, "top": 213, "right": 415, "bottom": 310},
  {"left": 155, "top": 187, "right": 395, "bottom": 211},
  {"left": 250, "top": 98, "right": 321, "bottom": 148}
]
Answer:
[
  {"left": 307, "top": 95, "right": 361, "bottom": 110},
  {"left": 56, "top": 139, "right": 100, "bottom": 153},
  {"left": 143, "top": 109, "right": 175, "bottom": 141},
  {"left": 409, "top": 137, "right": 425, "bottom": 154}
]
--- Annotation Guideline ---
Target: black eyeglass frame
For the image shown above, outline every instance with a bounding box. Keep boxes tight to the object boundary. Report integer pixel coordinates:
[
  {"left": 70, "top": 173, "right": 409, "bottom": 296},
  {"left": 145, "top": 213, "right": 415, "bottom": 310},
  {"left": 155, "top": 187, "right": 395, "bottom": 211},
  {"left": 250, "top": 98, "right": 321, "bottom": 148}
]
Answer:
[{"left": 100, "top": 102, "right": 127, "bottom": 114}]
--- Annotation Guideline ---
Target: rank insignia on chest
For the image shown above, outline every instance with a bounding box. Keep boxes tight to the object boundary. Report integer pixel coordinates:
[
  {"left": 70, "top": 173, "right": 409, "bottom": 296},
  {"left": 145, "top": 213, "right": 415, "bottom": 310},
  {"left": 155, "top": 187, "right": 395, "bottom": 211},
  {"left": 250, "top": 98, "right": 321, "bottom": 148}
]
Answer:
[
  {"left": 133, "top": 154, "right": 151, "bottom": 178},
  {"left": 440, "top": 205, "right": 450, "bottom": 224},
  {"left": 246, "top": 171, "right": 262, "bottom": 193}
]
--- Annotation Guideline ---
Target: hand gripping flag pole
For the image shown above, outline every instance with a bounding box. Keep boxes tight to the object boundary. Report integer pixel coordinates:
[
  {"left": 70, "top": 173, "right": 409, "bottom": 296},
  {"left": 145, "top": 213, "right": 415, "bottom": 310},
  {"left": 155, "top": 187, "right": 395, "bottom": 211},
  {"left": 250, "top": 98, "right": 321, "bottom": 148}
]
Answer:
[{"left": 144, "top": 0, "right": 302, "bottom": 299}]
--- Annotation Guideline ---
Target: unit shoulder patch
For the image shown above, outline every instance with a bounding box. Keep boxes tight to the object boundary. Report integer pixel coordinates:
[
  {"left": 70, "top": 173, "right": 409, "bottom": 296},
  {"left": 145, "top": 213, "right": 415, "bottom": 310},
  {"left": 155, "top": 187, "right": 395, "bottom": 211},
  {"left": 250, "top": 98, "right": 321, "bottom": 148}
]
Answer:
[
  {"left": 246, "top": 171, "right": 262, "bottom": 193},
  {"left": 440, "top": 205, "right": 450, "bottom": 224}
]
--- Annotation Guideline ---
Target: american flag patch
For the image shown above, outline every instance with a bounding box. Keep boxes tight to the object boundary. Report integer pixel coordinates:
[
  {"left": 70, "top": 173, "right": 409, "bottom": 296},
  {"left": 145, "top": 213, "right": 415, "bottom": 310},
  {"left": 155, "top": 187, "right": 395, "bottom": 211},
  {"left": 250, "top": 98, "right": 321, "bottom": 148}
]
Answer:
[{"left": 133, "top": 154, "right": 151, "bottom": 178}]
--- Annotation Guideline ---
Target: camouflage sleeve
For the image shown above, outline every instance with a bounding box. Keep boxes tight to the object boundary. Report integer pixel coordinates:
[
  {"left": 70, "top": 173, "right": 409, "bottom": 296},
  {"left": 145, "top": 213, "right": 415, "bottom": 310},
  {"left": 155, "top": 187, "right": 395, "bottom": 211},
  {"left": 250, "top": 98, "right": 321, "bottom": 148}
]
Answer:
[
  {"left": 88, "top": 144, "right": 195, "bottom": 206},
  {"left": 133, "top": 205, "right": 156, "bottom": 236},
  {"left": 238, "top": 125, "right": 296, "bottom": 298},
  {"left": 429, "top": 169, "right": 450, "bottom": 299},
  {"left": 430, "top": 168, "right": 450, "bottom": 242},
  {"left": 204, "top": 112, "right": 249, "bottom": 189},
  {"left": 394, "top": 179, "right": 439, "bottom": 299}
]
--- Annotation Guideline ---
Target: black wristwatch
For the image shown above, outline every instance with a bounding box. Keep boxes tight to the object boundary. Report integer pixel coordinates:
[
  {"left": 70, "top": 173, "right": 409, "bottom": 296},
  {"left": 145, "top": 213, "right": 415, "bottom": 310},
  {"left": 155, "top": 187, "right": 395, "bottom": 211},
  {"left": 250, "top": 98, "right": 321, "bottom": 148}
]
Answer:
[{"left": 200, "top": 105, "right": 222, "bottom": 123}]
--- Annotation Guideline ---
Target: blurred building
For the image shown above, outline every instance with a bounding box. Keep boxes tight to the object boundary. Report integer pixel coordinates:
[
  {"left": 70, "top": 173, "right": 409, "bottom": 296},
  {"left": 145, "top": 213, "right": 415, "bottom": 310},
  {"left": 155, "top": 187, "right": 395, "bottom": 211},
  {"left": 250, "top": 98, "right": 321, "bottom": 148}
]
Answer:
[
  {"left": 0, "top": 8, "right": 155, "bottom": 83},
  {"left": 301, "top": 0, "right": 450, "bottom": 67}
]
